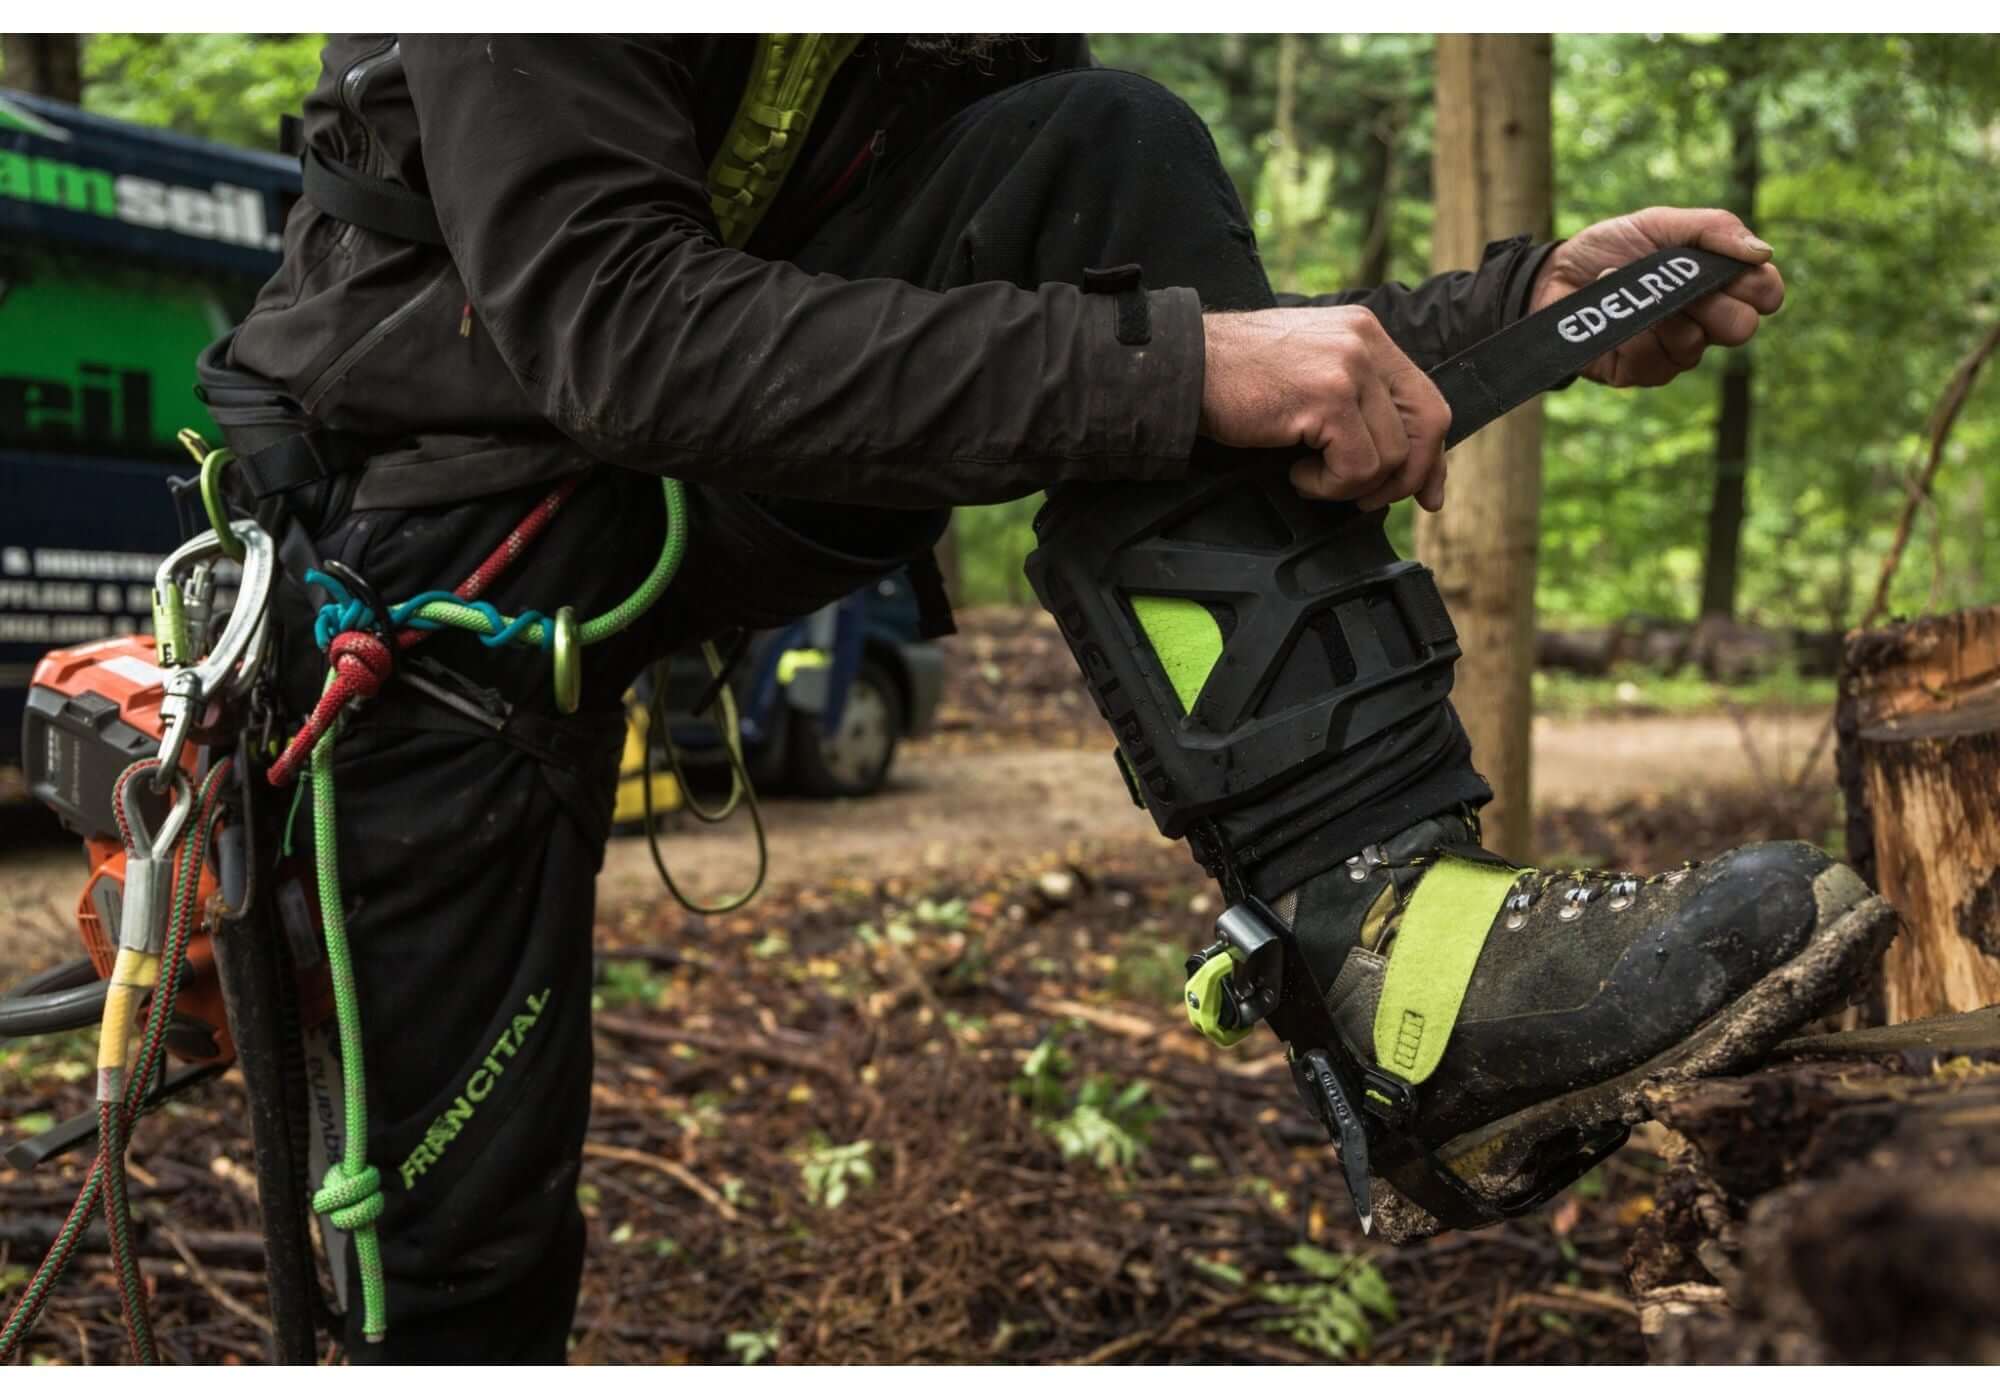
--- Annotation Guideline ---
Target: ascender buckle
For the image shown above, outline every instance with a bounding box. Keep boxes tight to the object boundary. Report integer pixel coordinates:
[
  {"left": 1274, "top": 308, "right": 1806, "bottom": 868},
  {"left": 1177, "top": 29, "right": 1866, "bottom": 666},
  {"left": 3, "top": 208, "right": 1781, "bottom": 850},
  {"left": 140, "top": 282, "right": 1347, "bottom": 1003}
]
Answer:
[{"left": 1183, "top": 900, "right": 1285, "bottom": 1049}]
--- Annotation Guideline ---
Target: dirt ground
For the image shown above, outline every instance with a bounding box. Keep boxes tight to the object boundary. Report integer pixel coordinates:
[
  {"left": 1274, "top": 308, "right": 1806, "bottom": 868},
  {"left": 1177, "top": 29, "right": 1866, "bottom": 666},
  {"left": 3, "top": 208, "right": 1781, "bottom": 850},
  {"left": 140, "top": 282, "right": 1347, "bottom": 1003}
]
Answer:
[
  {"left": 0, "top": 609, "right": 1850, "bottom": 1365},
  {"left": 2, "top": 709, "right": 1833, "bottom": 982}
]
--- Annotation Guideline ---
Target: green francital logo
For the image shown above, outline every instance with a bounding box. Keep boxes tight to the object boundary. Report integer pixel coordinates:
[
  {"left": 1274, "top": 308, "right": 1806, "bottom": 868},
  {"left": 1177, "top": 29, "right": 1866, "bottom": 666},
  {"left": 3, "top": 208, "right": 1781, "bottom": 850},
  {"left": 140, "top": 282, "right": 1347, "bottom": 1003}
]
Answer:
[{"left": 397, "top": 987, "right": 554, "bottom": 1190}]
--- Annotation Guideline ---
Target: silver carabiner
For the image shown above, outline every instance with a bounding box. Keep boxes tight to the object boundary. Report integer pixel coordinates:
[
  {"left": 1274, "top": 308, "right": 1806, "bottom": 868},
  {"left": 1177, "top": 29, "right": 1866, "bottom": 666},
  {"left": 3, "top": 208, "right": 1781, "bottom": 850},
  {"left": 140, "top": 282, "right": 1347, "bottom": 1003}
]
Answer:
[{"left": 150, "top": 519, "right": 277, "bottom": 790}]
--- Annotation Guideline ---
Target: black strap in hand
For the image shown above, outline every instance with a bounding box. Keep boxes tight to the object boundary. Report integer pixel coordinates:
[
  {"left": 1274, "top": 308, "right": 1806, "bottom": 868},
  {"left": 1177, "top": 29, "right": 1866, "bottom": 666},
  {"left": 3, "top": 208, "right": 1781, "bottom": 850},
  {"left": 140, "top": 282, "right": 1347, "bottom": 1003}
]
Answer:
[{"left": 1433, "top": 244, "right": 1749, "bottom": 447}]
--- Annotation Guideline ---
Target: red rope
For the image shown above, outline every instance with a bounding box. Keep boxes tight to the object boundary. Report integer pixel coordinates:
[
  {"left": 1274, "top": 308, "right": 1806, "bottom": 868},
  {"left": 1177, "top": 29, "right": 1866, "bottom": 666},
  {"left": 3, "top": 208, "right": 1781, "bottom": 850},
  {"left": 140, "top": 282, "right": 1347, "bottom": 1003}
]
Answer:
[{"left": 266, "top": 477, "right": 582, "bottom": 786}]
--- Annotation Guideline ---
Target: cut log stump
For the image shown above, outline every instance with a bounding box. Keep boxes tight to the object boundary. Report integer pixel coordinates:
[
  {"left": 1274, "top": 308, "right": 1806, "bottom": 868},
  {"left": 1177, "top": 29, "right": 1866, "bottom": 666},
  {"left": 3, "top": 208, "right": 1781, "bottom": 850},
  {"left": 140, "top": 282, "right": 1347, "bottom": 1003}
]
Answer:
[
  {"left": 1625, "top": 1008, "right": 2000, "bottom": 1362},
  {"left": 1837, "top": 605, "right": 2000, "bottom": 1022}
]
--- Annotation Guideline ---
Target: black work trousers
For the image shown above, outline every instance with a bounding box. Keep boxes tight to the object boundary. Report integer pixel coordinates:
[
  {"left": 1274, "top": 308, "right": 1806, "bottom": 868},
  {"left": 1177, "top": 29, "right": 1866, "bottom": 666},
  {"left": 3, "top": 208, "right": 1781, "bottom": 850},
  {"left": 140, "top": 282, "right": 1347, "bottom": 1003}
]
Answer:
[{"left": 295, "top": 66, "right": 1484, "bottom": 1362}]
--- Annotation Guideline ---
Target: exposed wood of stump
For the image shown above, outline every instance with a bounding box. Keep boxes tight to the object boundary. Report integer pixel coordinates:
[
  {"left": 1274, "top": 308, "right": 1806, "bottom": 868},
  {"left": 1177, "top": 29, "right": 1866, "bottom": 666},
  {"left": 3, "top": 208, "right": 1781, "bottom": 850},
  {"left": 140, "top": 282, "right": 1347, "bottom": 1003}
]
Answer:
[
  {"left": 1625, "top": 1008, "right": 2000, "bottom": 1363},
  {"left": 1836, "top": 605, "right": 2000, "bottom": 1022}
]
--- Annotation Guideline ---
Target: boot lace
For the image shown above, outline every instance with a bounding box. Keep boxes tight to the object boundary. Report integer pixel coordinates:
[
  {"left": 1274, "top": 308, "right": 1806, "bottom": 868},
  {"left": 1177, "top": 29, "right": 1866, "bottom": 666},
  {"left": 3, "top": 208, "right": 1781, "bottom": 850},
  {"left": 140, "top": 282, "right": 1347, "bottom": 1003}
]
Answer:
[{"left": 1499, "top": 862, "right": 1698, "bottom": 930}]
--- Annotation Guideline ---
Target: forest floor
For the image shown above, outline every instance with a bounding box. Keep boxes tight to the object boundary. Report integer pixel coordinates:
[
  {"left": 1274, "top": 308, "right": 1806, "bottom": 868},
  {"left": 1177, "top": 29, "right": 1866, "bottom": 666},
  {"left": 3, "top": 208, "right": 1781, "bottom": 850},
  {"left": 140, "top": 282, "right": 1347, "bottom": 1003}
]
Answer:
[{"left": 0, "top": 609, "right": 1847, "bottom": 1364}]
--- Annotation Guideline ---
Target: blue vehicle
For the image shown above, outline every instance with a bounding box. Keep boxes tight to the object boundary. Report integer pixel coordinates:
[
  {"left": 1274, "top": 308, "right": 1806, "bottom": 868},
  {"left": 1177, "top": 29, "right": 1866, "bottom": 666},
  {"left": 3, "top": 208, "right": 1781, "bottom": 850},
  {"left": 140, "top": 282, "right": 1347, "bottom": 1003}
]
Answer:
[{"left": 622, "top": 570, "right": 943, "bottom": 817}]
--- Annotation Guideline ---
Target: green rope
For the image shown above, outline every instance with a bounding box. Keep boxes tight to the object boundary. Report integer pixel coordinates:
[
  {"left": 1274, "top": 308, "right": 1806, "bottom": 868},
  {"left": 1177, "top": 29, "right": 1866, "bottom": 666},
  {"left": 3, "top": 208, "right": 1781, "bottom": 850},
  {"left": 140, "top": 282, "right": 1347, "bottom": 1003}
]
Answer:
[
  {"left": 308, "top": 722, "right": 389, "bottom": 1343},
  {"left": 293, "top": 475, "right": 688, "bottom": 1346},
  {"left": 405, "top": 478, "right": 687, "bottom": 649}
]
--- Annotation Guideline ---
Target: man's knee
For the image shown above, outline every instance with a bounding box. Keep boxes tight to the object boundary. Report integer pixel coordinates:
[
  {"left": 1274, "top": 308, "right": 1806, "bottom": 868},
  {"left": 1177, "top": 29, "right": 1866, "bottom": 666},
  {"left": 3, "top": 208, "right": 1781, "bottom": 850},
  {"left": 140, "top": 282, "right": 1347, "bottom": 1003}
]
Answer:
[{"left": 1006, "top": 66, "right": 1216, "bottom": 152}]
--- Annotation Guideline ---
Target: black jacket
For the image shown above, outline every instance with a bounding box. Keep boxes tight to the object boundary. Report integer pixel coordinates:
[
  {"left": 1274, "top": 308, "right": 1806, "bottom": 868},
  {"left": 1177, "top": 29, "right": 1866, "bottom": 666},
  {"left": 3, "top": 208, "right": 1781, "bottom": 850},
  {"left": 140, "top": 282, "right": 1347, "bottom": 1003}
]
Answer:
[{"left": 229, "top": 35, "right": 1547, "bottom": 512}]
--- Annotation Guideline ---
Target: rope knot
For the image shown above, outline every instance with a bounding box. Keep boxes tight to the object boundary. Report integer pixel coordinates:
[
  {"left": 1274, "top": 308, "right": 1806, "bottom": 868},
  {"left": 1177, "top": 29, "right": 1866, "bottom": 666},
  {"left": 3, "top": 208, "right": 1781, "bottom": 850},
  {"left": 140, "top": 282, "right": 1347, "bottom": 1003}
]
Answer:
[
  {"left": 328, "top": 630, "right": 394, "bottom": 699},
  {"left": 313, "top": 1162, "right": 386, "bottom": 1232}
]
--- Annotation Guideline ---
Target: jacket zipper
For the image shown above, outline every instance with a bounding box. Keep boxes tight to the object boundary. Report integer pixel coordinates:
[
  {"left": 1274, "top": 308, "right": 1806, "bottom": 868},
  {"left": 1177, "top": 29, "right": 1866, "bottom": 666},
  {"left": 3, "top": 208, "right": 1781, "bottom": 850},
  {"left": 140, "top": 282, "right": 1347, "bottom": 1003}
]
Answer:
[
  {"left": 301, "top": 262, "right": 455, "bottom": 414},
  {"left": 338, "top": 38, "right": 400, "bottom": 149}
]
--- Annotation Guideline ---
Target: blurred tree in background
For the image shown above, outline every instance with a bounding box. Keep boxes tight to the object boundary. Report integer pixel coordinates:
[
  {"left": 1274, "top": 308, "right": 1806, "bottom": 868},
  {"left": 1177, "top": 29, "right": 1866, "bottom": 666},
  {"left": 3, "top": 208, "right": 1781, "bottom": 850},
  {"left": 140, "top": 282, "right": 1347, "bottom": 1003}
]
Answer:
[{"left": 8, "top": 33, "right": 1997, "bottom": 631}]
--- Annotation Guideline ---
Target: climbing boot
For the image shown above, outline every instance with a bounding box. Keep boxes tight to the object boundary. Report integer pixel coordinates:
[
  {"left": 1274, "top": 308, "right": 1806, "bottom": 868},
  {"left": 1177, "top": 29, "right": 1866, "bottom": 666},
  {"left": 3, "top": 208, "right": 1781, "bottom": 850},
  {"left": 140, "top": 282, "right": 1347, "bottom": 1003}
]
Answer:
[{"left": 1201, "top": 811, "right": 1901, "bottom": 1242}]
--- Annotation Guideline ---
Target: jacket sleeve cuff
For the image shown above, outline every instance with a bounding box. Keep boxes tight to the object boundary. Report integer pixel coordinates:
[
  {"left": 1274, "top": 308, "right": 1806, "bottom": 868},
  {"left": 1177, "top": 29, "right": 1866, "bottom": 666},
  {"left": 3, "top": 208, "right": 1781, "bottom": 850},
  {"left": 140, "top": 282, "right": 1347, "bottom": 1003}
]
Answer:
[
  {"left": 1501, "top": 236, "right": 1561, "bottom": 323},
  {"left": 1145, "top": 285, "right": 1206, "bottom": 468},
  {"left": 1090, "top": 283, "right": 1203, "bottom": 478}
]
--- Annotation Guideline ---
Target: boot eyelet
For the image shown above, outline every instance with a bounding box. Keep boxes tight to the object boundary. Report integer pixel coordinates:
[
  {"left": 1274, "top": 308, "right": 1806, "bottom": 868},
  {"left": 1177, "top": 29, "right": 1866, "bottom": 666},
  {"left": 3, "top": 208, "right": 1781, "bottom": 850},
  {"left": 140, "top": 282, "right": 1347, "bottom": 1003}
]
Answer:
[
  {"left": 1607, "top": 878, "right": 1638, "bottom": 911},
  {"left": 1663, "top": 869, "right": 1689, "bottom": 887},
  {"left": 1502, "top": 890, "right": 1531, "bottom": 930},
  {"left": 1558, "top": 887, "right": 1591, "bottom": 921},
  {"left": 1505, "top": 913, "right": 1528, "bottom": 930}
]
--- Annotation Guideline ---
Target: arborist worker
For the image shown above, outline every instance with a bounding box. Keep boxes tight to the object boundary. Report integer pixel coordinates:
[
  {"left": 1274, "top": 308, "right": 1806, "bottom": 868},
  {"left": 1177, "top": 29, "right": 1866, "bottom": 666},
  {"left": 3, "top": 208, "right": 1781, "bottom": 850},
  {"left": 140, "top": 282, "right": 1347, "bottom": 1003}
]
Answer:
[{"left": 205, "top": 35, "right": 1893, "bottom": 1361}]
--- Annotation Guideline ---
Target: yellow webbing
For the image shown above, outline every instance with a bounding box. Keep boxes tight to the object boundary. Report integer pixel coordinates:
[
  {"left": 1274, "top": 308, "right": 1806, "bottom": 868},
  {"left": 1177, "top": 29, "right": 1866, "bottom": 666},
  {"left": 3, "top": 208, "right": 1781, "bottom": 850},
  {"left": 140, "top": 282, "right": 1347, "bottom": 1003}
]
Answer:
[
  {"left": 706, "top": 34, "right": 862, "bottom": 249},
  {"left": 1371, "top": 856, "right": 1525, "bottom": 1088}
]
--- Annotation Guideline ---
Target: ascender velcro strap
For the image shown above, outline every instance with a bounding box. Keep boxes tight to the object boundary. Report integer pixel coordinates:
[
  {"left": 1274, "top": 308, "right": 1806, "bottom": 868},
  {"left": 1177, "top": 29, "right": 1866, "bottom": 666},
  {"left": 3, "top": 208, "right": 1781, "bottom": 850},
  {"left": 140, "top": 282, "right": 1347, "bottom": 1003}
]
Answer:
[{"left": 1372, "top": 856, "right": 1524, "bottom": 1088}]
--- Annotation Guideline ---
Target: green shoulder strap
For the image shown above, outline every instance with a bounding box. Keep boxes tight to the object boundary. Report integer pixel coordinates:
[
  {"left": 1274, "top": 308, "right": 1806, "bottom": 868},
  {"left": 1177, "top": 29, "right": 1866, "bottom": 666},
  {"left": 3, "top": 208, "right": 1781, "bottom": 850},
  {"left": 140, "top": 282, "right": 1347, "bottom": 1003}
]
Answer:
[
  {"left": 1371, "top": 856, "right": 1524, "bottom": 1090},
  {"left": 706, "top": 34, "right": 862, "bottom": 249}
]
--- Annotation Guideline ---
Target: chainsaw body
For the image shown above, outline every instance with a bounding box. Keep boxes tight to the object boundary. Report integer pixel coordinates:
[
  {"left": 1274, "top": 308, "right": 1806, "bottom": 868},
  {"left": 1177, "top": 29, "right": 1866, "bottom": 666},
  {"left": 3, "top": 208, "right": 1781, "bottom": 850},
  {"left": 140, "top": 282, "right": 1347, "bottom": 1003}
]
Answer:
[{"left": 21, "top": 634, "right": 328, "bottom": 1069}]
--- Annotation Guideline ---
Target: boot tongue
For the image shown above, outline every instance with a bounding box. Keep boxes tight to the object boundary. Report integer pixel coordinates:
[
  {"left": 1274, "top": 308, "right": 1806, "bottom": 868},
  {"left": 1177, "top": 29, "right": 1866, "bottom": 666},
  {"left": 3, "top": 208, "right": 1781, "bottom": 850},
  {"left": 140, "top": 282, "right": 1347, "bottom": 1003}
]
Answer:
[{"left": 1283, "top": 810, "right": 1483, "bottom": 993}]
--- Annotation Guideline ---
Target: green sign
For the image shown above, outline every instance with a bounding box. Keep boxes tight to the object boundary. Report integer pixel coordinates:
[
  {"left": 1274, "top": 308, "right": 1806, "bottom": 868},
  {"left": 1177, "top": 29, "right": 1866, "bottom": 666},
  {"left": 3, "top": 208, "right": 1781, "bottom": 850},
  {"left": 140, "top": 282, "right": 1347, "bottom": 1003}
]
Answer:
[{"left": 0, "top": 260, "right": 229, "bottom": 457}]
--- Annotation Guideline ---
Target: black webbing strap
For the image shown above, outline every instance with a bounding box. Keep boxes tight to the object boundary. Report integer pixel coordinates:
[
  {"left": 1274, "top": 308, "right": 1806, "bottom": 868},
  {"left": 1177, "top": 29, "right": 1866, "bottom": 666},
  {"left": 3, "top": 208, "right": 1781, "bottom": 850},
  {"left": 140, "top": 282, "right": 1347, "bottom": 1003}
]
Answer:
[
  {"left": 301, "top": 148, "right": 448, "bottom": 248},
  {"left": 1434, "top": 244, "right": 1749, "bottom": 447},
  {"left": 232, "top": 427, "right": 372, "bottom": 500}
]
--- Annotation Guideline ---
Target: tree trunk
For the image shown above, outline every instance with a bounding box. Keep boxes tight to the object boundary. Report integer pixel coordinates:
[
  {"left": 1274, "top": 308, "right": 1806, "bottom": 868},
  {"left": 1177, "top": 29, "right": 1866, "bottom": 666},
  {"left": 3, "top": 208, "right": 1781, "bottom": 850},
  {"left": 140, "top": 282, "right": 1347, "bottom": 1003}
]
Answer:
[
  {"left": 1417, "top": 34, "right": 1552, "bottom": 861},
  {"left": 1837, "top": 604, "right": 2000, "bottom": 1022},
  {"left": 1354, "top": 100, "right": 1403, "bottom": 288},
  {"left": 1271, "top": 34, "right": 1304, "bottom": 289},
  {"left": 1698, "top": 50, "right": 1761, "bottom": 622},
  {"left": 1627, "top": 1008, "right": 2000, "bottom": 1363},
  {"left": 2, "top": 34, "right": 83, "bottom": 104}
]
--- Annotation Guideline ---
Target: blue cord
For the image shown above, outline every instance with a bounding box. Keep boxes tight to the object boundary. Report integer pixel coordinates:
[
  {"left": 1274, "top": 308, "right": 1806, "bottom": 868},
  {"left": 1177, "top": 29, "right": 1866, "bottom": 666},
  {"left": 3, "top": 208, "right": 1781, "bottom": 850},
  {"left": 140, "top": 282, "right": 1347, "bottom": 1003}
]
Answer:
[{"left": 305, "top": 569, "right": 552, "bottom": 654}]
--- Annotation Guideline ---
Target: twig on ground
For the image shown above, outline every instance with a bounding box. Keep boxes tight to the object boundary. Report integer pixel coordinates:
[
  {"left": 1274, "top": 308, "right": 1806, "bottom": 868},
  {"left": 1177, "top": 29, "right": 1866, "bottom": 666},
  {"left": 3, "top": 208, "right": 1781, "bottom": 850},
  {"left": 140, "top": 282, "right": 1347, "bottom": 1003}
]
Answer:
[
  {"left": 158, "top": 1222, "right": 275, "bottom": 1338},
  {"left": 1067, "top": 1290, "right": 1247, "bottom": 1365},
  {"left": 582, "top": 1140, "right": 741, "bottom": 1224},
  {"left": 1508, "top": 1282, "right": 1639, "bottom": 1319}
]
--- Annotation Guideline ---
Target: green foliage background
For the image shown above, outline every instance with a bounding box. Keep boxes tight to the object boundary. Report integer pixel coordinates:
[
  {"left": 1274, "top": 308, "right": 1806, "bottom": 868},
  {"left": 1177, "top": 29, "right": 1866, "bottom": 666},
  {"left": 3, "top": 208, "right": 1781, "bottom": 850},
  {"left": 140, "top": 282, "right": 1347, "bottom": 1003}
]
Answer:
[{"left": 12, "top": 34, "right": 1997, "bottom": 628}]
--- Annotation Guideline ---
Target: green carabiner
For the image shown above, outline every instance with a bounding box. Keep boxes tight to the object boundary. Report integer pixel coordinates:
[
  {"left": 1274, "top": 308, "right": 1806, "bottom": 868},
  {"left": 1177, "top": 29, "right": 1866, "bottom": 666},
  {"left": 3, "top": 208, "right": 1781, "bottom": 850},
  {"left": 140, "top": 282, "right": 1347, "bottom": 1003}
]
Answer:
[
  {"left": 180, "top": 431, "right": 247, "bottom": 564},
  {"left": 552, "top": 606, "right": 582, "bottom": 714}
]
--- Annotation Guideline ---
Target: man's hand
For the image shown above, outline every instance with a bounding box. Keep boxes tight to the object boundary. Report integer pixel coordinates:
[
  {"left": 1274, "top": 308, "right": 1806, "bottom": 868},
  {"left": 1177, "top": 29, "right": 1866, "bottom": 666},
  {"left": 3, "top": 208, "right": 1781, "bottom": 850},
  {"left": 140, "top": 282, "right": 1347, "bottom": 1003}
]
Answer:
[
  {"left": 1532, "top": 207, "right": 1786, "bottom": 388},
  {"left": 1200, "top": 305, "right": 1452, "bottom": 513}
]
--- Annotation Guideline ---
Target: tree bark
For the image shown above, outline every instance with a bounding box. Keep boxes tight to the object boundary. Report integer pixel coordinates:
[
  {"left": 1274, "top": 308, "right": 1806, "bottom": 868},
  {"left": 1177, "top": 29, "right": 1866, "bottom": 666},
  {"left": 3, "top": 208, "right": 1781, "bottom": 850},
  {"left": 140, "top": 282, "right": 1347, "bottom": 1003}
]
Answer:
[
  {"left": 1698, "top": 48, "right": 1761, "bottom": 622},
  {"left": 1626, "top": 1008, "right": 2000, "bottom": 1363},
  {"left": 1837, "top": 605, "right": 2000, "bottom": 1022},
  {"left": 1354, "top": 100, "right": 1403, "bottom": 288},
  {"left": 1271, "top": 34, "right": 1304, "bottom": 289},
  {"left": 2, "top": 34, "right": 83, "bottom": 104},
  {"left": 1417, "top": 34, "right": 1552, "bottom": 861}
]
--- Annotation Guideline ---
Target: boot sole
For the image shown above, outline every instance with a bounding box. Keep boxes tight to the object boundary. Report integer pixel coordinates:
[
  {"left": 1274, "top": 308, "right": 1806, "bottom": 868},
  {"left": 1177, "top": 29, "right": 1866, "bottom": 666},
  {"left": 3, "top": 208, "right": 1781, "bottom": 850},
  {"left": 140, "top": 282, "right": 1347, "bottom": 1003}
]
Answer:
[{"left": 1370, "top": 879, "right": 1902, "bottom": 1243}]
